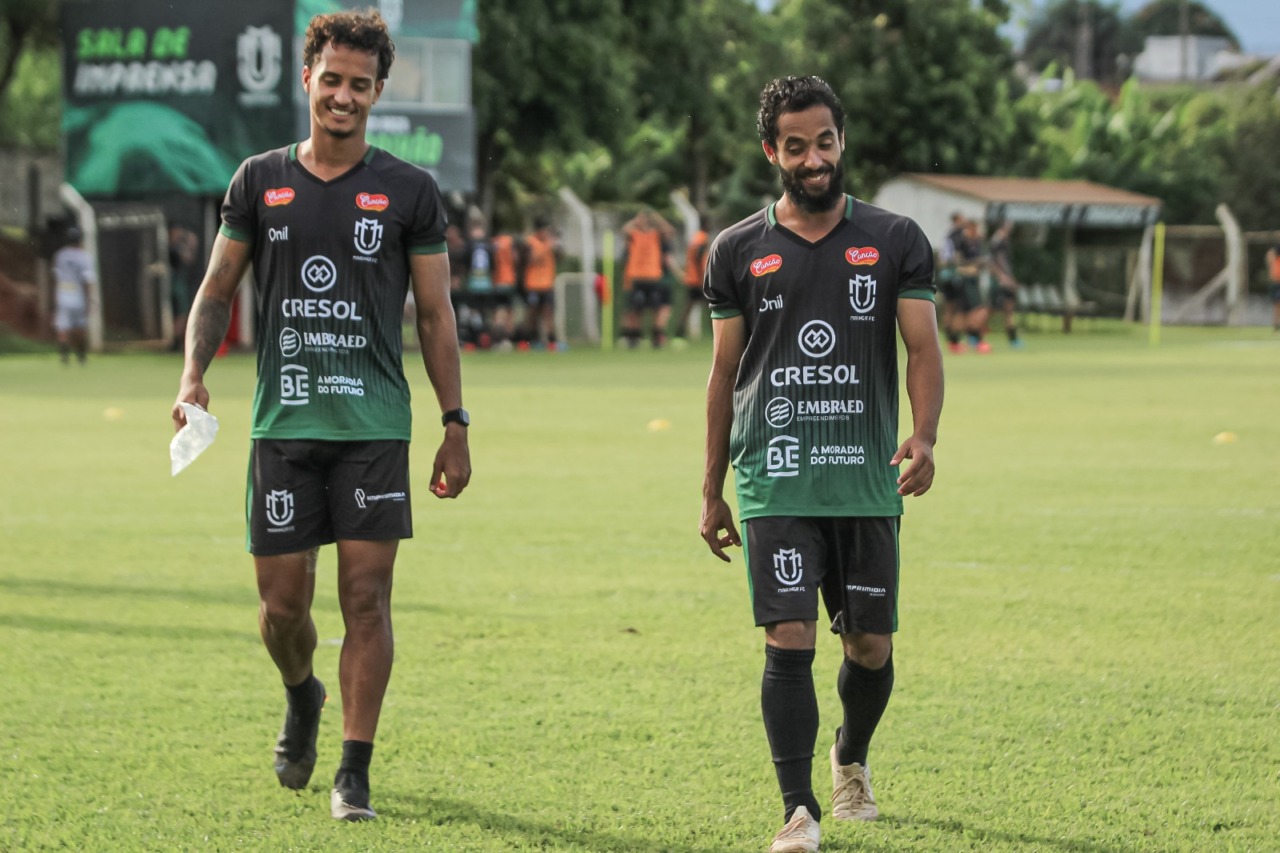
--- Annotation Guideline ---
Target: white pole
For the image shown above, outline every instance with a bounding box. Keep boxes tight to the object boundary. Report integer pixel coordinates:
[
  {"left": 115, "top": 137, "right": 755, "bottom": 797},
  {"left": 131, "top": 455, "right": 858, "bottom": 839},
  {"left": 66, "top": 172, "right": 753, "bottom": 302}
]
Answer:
[
  {"left": 670, "top": 189, "right": 703, "bottom": 340},
  {"left": 556, "top": 187, "right": 598, "bottom": 344},
  {"left": 1215, "top": 203, "right": 1245, "bottom": 326},
  {"left": 59, "top": 183, "right": 102, "bottom": 353}
]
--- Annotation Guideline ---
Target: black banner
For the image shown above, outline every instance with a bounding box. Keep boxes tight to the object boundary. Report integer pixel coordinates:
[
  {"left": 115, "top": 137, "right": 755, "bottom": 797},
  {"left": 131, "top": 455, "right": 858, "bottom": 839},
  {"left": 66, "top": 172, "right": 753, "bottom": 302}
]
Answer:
[{"left": 62, "top": 0, "right": 295, "bottom": 197}]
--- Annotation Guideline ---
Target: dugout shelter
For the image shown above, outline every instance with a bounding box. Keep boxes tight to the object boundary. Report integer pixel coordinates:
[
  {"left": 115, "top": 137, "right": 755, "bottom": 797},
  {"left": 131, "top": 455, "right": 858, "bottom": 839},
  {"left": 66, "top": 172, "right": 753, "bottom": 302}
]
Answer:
[{"left": 874, "top": 174, "right": 1163, "bottom": 324}]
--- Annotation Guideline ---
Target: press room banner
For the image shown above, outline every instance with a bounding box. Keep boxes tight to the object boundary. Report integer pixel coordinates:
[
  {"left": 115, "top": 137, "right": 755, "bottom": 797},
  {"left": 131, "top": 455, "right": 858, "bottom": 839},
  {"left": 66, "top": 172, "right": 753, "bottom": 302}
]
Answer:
[{"left": 62, "top": 0, "right": 295, "bottom": 197}]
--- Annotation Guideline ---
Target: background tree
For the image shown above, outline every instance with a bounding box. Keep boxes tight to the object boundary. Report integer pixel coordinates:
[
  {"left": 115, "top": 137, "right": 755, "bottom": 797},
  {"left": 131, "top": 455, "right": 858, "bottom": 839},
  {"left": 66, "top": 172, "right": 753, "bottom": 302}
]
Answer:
[
  {"left": 766, "top": 0, "right": 1033, "bottom": 196},
  {"left": 0, "top": 0, "right": 59, "bottom": 148},
  {"left": 1021, "top": 0, "right": 1142, "bottom": 84}
]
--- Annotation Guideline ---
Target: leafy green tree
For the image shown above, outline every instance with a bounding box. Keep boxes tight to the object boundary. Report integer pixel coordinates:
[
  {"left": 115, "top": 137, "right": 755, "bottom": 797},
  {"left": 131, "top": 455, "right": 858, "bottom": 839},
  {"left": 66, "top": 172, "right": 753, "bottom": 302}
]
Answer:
[
  {"left": 473, "top": 0, "right": 637, "bottom": 224},
  {"left": 1129, "top": 0, "right": 1238, "bottom": 48},
  {"left": 767, "top": 0, "right": 1032, "bottom": 196},
  {"left": 1021, "top": 0, "right": 1142, "bottom": 83},
  {"left": 0, "top": 0, "right": 59, "bottom": 148}
]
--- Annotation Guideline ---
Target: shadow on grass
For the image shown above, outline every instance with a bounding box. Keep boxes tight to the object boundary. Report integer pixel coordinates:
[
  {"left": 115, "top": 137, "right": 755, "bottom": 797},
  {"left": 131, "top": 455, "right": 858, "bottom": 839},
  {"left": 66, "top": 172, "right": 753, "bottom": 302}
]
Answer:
[
  {"left": 382, "top": 793, "right": 720, "bottom": 853},
  {"left": 883, "top": 816, "right": 1119, "bottom": 853},
  {"left": 0, "top": 576, "right": 445, "bottom": 615},
  {"left": 0, "top": 611, "right": 258, "bottom": 643}
]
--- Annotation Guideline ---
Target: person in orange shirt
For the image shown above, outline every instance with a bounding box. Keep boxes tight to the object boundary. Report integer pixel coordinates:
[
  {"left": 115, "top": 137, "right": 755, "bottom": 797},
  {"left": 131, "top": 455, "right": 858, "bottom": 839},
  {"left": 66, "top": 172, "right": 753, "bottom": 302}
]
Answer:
[
  {"left": 489, "top": 230, "right": 520, "bottom": 349},
  {"left": 674, "top": 214, "right": 713, "bottom": 342},
  {"left": 620, "top": 209, "right": 677, "bottom": 348},
  {"left": 1267, "top": 239, "right": 1280, "bottom": 332},
  {"left": 522, "top": 219, "right": 560, "bottom": 348}
]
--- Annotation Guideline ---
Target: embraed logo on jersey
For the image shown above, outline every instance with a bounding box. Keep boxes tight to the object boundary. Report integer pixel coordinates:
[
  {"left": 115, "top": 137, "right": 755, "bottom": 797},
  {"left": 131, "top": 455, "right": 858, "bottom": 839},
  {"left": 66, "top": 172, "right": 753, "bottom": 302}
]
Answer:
[
  {"left": 750, "top": 254, "right": 783, "bottom": 277},
  {"left": 356, "top": 193, "right": 390, "bottom": 211},
  {"left": 264, "top": 187, "right": 295, "bottom": 207},
  {"left": 845, "top": 246, "right": 879, "bottom": 266}
]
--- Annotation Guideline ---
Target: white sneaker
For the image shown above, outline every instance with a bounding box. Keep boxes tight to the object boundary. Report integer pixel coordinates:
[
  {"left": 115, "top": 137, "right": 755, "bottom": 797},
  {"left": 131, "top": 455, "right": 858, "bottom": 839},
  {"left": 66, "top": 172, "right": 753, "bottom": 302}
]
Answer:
[
  {"left": 769, "top": 805, "right": 820, "bottom": 852},
  {"left": 829, "top": 744, "right": 878, "bottom": 821}
]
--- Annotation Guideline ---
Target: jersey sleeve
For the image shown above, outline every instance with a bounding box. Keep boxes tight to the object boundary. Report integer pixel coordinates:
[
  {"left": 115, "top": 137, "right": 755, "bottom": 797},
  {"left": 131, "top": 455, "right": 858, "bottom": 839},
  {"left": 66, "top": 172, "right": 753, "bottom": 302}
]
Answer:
[
  {"left": 703, "top": 233, "right": 742, "bottom": 319},
  {"left": 407, "top": 174, "right": 448, "bottom": 255},
  {"left": 897, "top": 221, "right": 935, "bottom": 301},
  {"left": 219, "top": 159, "right": 256, "bottom": 244}
]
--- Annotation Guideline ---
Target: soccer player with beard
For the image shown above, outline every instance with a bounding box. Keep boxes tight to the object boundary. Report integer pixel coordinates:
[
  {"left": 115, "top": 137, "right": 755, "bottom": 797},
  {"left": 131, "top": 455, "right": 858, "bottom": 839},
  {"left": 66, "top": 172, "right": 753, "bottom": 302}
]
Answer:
[
  {"left": 699, "top": 77, "right": 943, "bottom": 853},
  {"left": 172, "top": 10, "right": 470, "bottom": 822}
]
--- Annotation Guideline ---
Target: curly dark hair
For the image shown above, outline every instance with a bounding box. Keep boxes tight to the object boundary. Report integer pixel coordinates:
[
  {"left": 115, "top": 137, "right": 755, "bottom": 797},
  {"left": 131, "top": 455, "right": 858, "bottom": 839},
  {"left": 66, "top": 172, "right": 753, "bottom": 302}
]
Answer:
[
  {"left": 756, "top": 76, "right": 845, "bottom": 147},
  {"left": 303, "top": 9, "right": 396, "bottom": 81}
]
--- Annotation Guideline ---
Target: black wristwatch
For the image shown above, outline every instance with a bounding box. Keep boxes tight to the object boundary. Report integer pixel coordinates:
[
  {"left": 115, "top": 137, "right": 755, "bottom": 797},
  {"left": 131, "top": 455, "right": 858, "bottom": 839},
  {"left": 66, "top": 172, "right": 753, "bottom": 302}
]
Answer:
[{"left": 441, "top": 407, "right": 470, "bottom": 428}]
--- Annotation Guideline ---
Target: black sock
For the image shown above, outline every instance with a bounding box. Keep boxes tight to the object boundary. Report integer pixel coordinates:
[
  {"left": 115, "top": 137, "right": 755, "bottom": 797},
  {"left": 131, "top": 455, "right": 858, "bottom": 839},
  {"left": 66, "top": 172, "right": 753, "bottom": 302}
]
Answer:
[
  {"left": 946, "top": 331, "right": 961, "bottom": 345},
  {"left": 1007, "top": 326, "right": 1019, "bottom": 342},
  {"left": 285, "top": 673, "right": 322, "bottom": 716},
  {"left": 835, "top": 654, "right": 894, "bottom": 767},
  {"left": 762, "top": 645, "right": 821, "bottom": 823}
]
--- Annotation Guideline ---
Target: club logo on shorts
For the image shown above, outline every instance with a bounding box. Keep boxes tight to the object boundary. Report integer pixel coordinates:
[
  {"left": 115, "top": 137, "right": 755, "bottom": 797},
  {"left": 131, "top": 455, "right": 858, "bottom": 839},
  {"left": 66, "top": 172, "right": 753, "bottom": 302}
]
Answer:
[
  {"left": 263, "top": 187, "right": 295, "bottom": 207},
  {"left": 356, "top": 193, "right": 390, "bottom": 211},
  {"left": 354, "top": 488, "right": 367, "bottom": 509},
  {"left": 773, "top": 548, "right": 803, "bottom": 586},
  {"left": 766, "top": 435, "right": 800, "bottom": 477},
  {"left": 849, "top": 274, "right": 877, "bottom": 314},
  {"left": 301, "top": 255, "right": 338, "bottom": 292},
  {"left": 354, "top": 218, "right": 383, "bottom": 256},
  {"left": 798, "top": 320, "right": 835, "bottom": 358},
  {"left": 845, "top": 246, "right": 879, "bottom": 266},
  {"left": 750, "top": 254, "right": 783, "bottom": 277},
  {"left": 765, "top": 396, "right": 794, "bottom": 428},
  {"left": 265, "top": 489, "right": 294, "bottom": 527}
]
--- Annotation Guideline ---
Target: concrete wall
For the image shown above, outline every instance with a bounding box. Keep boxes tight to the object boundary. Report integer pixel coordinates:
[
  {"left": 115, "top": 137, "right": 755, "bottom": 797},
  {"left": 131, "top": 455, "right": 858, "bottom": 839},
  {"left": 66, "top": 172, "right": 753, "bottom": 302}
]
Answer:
[
  {"left": 872, "top": 179, "right": 985, "bottom": 250},
  {"left": 0, "top": 148, "right": 63, "bottom": 234}
]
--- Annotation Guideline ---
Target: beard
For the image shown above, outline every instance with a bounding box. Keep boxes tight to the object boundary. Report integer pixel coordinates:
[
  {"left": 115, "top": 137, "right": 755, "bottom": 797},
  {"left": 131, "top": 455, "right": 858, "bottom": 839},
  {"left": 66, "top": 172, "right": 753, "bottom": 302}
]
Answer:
[{"left": 779, "top": 158, "right": 845, "bottom": 214}]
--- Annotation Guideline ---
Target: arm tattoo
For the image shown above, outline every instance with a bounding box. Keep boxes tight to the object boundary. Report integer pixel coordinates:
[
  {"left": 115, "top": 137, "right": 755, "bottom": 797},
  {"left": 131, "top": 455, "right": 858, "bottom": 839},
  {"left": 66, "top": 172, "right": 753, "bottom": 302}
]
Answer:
[{"left": 188, "top": 298, "right": 232, "bottom": 375}]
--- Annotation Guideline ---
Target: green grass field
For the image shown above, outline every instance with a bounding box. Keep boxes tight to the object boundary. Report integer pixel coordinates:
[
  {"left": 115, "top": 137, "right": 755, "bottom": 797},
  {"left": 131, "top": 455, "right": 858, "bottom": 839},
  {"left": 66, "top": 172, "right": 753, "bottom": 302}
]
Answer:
[{"left": 1, "top": 325, "right": 1278, "bottom": 852}]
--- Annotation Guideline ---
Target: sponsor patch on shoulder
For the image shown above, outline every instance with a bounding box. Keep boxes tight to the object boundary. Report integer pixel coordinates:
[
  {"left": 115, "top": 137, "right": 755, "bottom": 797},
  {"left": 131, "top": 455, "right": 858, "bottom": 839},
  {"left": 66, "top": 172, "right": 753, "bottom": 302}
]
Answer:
[
  {"left": 356, "top": 192, "right": 390, "bottom": 211},
  {"left": 264, "top": 187, "right": 295, "bottom": 206},
  {"left": 845, "top": 246, "right": 879, "bottom": 266},
  {"left": 750, "top": 254, "right": 783, "bottom": 277}
]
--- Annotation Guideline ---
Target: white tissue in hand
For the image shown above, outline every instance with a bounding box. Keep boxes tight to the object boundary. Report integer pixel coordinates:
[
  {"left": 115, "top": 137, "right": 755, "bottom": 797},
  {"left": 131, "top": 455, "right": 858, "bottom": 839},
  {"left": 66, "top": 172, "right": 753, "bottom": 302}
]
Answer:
[{"left": 170, "top": 403, "right": 219, "bottom": 475}]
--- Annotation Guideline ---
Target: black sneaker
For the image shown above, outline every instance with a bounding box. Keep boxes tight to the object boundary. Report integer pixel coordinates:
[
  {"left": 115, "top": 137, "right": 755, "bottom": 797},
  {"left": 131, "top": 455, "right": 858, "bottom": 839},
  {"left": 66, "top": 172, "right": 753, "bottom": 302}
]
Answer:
[
  {"left": 331, "top": 770, "right": 377, "bottom": 821},
  {"left": 273, "top": 677, "right": 325, "bottom": 789}
]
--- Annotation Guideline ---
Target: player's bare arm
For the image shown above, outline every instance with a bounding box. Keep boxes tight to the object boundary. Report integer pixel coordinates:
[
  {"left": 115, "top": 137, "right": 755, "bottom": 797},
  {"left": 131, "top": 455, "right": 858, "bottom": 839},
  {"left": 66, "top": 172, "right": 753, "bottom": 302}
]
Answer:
[
  {"left": 172, "top": 234, "right": 251, "bottom": 430},
  {"left": 701, "top": 315, "right": 746, "bottom": 561},
  {"left": 892, "top": 297, "right": 944, "bottom": 496},
  {"left": 411, "top": 251, "right": 471, "bottom": 499}
]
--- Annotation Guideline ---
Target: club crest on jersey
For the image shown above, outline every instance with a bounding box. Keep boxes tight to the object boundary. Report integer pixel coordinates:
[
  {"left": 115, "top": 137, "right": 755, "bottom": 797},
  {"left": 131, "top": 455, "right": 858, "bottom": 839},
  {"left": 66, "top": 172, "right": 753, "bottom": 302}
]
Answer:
[
  {"left": 845, "top": 246, "right": 879, "bottom": 266},
  {"left": 750, "top": 254, "right": 783, "bottom": 277},
  {"left": 264, "top": 187, "right": 295, "bottom": 206},
  {"left": 354, "top": 218, "right": 383, "bottom": 255},
  {"left": 849, "top": 274, "right": 877, "bottom": 314},
  {"left": 356, "top": 192, "right": 390, "bottom": 211}
]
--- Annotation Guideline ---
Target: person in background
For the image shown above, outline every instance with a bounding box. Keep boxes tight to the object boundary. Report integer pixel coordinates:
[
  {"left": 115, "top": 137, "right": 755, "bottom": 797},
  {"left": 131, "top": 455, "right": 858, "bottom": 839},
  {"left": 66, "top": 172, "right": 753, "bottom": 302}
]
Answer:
[
  {"left": 987, "top": 220, "right": 1023, "bottom": 349},
  {"left": 1267, "top": 238, "right": 1280, "bottom": 332},
  {"left": 522, "top": 218, "right": 560, "bottom": 348},
  {"left": 674, "top": 213, "right": 713, "bottom": 343},
  {"left": 620, "top": 208, "right": 677, "bottom": 349},
  {"left": 52, "top": 226, "right": 95, "bottom": 366},
  {"left": 168, "top": 223, "right": 200, "bottom": 352}
]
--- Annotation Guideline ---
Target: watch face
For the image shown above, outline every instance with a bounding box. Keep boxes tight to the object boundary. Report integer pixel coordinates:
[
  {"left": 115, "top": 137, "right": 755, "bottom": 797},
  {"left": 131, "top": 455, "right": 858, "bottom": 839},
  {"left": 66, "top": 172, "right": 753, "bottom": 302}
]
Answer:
[{"left": 444, "top": 408, "right": 470, "bottom": 427}]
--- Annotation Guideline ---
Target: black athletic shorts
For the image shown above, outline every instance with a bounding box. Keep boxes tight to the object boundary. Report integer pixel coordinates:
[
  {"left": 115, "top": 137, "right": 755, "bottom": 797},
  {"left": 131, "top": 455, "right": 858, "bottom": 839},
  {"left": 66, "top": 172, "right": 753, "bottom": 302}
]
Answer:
[
  {"left": 525, "top": 290, "right": 554, "bottom": 309},
  {"left": 684, "top": 284, "right": 706, "bottom": 302},
  {"left": 744, "top": 516, "right": 900, "bottom": 635},
  {"left": 990, "top": 285, "right": 1017, "bottom": 311},
  {"left": 628, "top": 279, "right": 671, "bottom": 310},
  {"left": 247, "top": 439, "right": 412, "bottom": 556}
]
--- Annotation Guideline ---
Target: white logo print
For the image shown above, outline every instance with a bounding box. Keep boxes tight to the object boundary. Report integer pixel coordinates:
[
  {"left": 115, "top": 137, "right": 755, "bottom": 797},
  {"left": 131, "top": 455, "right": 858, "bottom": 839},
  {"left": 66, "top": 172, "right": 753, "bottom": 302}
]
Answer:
[
  {"left": 301, "top": 256, "right": 338, "bottom": 292},
  {"left": 354, "top": 488, "right": 366, "bottom": 509},
  {"left": 765, "top": 396, "right": 794, "bottom": 429},
  {"left": 766, "top": 435, "right": 800, "bottom": 477},
  {"left": 354, "top": 218, "right": 383, "bottom": 256},
  {"left": 279, "top": 327, "right": 302, "bottom": 358},
  {"left": 280, "top": 364, "right": 310, "bottom": 405},
  {"left": 773, "top": 548, "right": 803, "bottom": 586},
  {"left": 236, "top": 26, "right": 282, "bottom": 106},
  {"left": 850, "top": 274, "right": 877, "bottom": 314},
  {"left": 798, "top": 320, "right": 835, "bottom": 358},
  {"left": 265, "top": 489, "right": 294, "bottom": 527}
]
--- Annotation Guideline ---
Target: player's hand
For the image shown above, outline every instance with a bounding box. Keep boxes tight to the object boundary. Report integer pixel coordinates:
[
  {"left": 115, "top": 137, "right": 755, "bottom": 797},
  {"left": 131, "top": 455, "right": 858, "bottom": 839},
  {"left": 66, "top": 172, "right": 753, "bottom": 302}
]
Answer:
[
  {"left": 700, "top": 496, "right": 741, "bottom": 562},
  {"left": 430, "top": 430, "right": 471, "bottom": 499},
  {"left": 891, "top": 435, "right": 935, "bottom": 497},
  {"left": 172, "top": 379, "right": 210, "bottom": 432}
]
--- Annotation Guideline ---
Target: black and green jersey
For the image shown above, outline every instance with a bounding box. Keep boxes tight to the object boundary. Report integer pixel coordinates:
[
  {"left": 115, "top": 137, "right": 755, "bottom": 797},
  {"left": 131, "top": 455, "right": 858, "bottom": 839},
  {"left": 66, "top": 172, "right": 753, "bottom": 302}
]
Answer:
[
  {"left": 704, "top": 195, "right": 934, "bottom": 520},
  {"left": 221, "top": 144, "right": 447, "bottom": 440}
]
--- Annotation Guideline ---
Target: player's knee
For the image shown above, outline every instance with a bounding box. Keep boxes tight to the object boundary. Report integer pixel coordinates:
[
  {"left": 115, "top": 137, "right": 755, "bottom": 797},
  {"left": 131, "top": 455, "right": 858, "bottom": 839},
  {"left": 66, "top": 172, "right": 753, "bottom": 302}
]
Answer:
[
  {"left": 841, "top": 633, "right": 892, "bottom": 669},
  {"left": 765, "top": 620, "right": 817, "bottom": 650},
  {"left": 338, "top": 576, "right": 392, "bottom": 625},
  {"left": 259, "top": 595, "right": 310, "bottom": 631}
]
